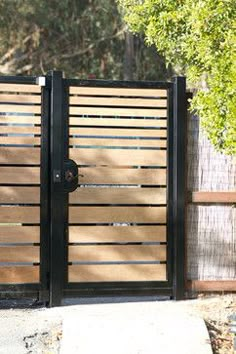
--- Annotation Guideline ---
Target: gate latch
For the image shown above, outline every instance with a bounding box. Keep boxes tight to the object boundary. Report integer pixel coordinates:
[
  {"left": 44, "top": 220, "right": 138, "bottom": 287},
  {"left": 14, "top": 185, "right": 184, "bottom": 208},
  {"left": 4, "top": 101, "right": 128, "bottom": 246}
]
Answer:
[{"left": 64, "top": 159, "right": 78, "bottom": 192}]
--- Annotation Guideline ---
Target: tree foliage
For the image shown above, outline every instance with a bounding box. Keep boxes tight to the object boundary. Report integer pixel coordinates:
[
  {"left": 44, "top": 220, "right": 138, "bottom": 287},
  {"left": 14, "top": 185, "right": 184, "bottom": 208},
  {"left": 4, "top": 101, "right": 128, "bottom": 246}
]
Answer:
[
  {"left": 118, "top": 0, "right": 236, "bottom": 155},
  {"left": 0, "top": 0, "right": 170, "bottom": 81}
]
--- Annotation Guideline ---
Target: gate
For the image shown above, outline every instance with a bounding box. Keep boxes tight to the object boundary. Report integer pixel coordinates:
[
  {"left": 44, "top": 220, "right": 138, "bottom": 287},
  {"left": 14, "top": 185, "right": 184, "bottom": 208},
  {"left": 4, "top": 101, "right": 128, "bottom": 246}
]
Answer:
[{"left": 0, "top": 71, "right": 186, "bottom": 306}]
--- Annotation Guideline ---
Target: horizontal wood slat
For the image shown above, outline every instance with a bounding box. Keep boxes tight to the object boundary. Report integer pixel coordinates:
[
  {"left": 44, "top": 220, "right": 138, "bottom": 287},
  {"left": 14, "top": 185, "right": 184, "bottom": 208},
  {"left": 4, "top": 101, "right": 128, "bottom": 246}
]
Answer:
[
  {"left": 69, "top": 206, "right": 166, "bottom": 223},
  {"left": 0, "top": 136, "right": 40, "bottom": 145},
  {"left": 70, "top": 107, "right": 167, "bottom": 118},
  {"left": 0, "top": 246, "right": 39, "bottom": 262},
  {"left": 0, "top": 105, "right": 41, "bottom": 114},
  {"left": 0, "top": 147, "right": 40, "bottom": 164},
  {"left": 70, "top": 118, "right": 167, "bottom": 129},
  {"left": 70, "top": 96, "right": 167, "bottom": 107},
  {"left": 78, "top": 167, "right": 166, "bottom": 185},
  {"left": 69, "top": 225, "right": 166, "bottom": 243},
  {"left": 0, "top": 84, "right": 41, "bottom": 93},
  {"left": 70, "top": 149, "right": 166, "bottom": 166},
  {"left": 70, "top": 127, "right": 167, "bottom": 138},
  {"left": 69, "top": 264, "right": 167, "bottom": 282},
  {"left": 0, "top": 167, "right": 40, "bottom": 184},
  {"left": 69, "top": 188, "right": 166, "bottom": 204},
  {"left": 187, "top": 280, "right": 236, "bottom": 292},
  {"left": 0, "top": 206, "right": 40, "bottom": 223},
  {"left": 0, "top": 126, "right": 40, "bottom": 134},
  {"left": 69, "top": 137, "right": 166, "bottom": 148},
  {"left": 69, "top": 245, "right": 166, "bottom": 262},
  {"left": 0, "top": 187, "right": 40, "bottom": 204},
  {"left": 190, "top": 191, "right": 236, "bottom": 203},
  {"left": 0, "top": 266, "right": 39, "bottom": 283},
  {"left": 0, "top": 226, "right": 40, "bottom": 243},
  {"left": 0, "top": 94, "right": 41, "bottom": 103},
  {"left": 0, "top": 116, "right": 41, "bottom": 124},
  {"left": 69, "top": 87, "right": 167, "bottom": 97}
]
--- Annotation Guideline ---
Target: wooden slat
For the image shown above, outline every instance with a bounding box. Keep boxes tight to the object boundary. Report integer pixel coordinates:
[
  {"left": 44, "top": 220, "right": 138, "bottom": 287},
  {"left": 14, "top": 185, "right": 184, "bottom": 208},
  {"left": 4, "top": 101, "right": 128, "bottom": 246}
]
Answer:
[
  {"left": 0, "top": 246, "right": 39, "bottom": 262},
  {"left": 0, "top": 94, "right": 41, "bottom": 103},
  {"left": 0, "top": 126, "right": 40, "bottom": 134},
  {"left": 69, "top": 206, "right": 166, "bottom": 223},
  {"left": 78, "top": 167, "right": 166, "bottom": 185},
  {"left": 0, "top": 84, "right": 41, "bottom": 93},
  {"left": 69, "top": 264, "right": 167, "bottom": 282},
  {"left": 70, "top": 149, "right": 166, "bottom": 166},
  {"left": 70, "top": 117, "right": 167, "bottom": 129},
  {"left": 190, "top": 191, "right": 236, "bottom": 203},
  {"left": 187, "top": 280, "right": 236, "bottom": 292},
  {"left": 70, "top": 127, "right": 167, "bottom": 138},
  {"left": 69, "top": 87, "right": 167, "bottom": 97},
  {"left": 0, "top": 187, "right": 40, "bottom": 204},
  {"left": 0, "top": 266, "right": 39, "bottom": 283},
  {"left": 69, "top": 188, "right": 166, "bottom": 204},
  {"left": 0, "top": 147, "right": 40, "bottom": 164},
  {"left": 0, "top": 104, "right": 41, "bottom": 114},
  {"left": 69, "top": 225, "right": 166, "bottom": 243},
  {"left": 69, "top": 245, "right": 166, "bottom": 262},
  {"left": 69, "top": 137, "right": 166, "bottom": 148},
  {"left": 0, "top": 206, "right": 40, "bottom": 223},
  {"left": 70, "top": 96, "right": 167, "bottom": 107},
  {"left": 0, "top": 226, "right": 40, "bottom": 243},
  {"left": 0, "top": 115, "right": 41, "bottom": 124},
  {"left": 0, "top": 167, "right": 40, "bottom": 184},
  {"left": 0, "top": 136, "right": 40, "bottom": 145},
  {"left": 70, "top": 107, "right": 167, "bottom": 118}
]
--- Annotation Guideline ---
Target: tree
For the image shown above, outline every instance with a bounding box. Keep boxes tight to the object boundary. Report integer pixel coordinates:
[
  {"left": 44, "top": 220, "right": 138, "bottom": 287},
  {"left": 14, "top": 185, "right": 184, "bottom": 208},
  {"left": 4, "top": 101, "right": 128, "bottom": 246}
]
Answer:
[
  {"left": 0, "top": 0, "right": 171, "bottom": 81},
  {"left": 118, "top": 0, "right": 236, "bottom": 155}
]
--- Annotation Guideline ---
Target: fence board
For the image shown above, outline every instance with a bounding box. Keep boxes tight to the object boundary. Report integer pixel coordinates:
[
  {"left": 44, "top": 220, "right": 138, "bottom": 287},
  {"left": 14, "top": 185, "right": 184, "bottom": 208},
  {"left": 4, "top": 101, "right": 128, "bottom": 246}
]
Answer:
[
  {"left": 69, "top": 137, "right": 166, "bottom": 148},
  {"left": 70, "top": 107, "right": 167, "bottom": 118},
  {"left": 0, "top": 226, "right": 40, "bottom": 243},
  {"left": 69, "top": 225, "right": 166, "bottom": 243},
  {"left": 0, "top": 116, "right": 41, "bottom": 124},
  {"left": 69, "top": 206, "right": 166, "bottom": 223},
  {"left": 70, "top": 96, "right": 167, "bottom": 107},
  {"left": 0, "top": 167, "right": 40, "bottom": 184},
  {"left": 69, "top": 188, "right": 166, "bottom": 204},
  {"left": 0, "top": 187, "right": 40, "bottom": 204},
  {"left": 69, "top": 264, "right": 167, "bottom": 282},
  {"left": 0, "top": 94, "right": 41, "bottom": 103},
  {"left": 0, "top": 84, "right": 41, "bottom": 93},
  {"left": 0, "top": 246, "right": 39, "bottom": 262},
  {"left": 0, "top": 147, "right": 40, "bottom": 164},
  {"left": 0, "top": 206, "right": 40, "bottom": 223},
  {"left": 0, "top": 104, "right": 41, "bottom": 114},
  {"left": 69, "top": 87, "right": 167, "bottom": 97},
  {"left": 78, "top": 167, "right": 166, "bottom": 185},
  {"left": 70, "top": 149, "right": 166, "bottom": 166},
  {"left": 0, "top": 136, "right": 40, "bottom": 145},
  {"left": 0, "top": 126, "right": 40, "bottom": 134},
  {"left": 69, "top": 118, "right": 167, "bottom": 129},
  {"left": 69, "top": 127, "right": 167, "bottom": 138},
  {"left": 0, "top": 266, "right": 39, "bottom": 283}
]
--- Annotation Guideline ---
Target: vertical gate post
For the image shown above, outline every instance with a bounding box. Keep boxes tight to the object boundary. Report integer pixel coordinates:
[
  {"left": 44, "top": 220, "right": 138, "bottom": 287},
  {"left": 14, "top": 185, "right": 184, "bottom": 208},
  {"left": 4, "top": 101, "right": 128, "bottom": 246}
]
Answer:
[
  {"left": 49, "top": 70, "right": 66, "bottom": 306},
  {"left": 173, "top": 76, "right": 187, "bottom": 300}
]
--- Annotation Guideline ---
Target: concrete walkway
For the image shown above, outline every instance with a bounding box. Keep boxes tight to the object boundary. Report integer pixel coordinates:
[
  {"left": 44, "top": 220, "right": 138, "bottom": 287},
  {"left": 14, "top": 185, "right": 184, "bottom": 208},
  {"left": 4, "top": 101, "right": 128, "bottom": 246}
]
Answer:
[
  {"left": 60, "top": 300, "right": 212, "bottom": 354},
  {"left": 0, "top": 298, "right": 213, "bottom": 354}
]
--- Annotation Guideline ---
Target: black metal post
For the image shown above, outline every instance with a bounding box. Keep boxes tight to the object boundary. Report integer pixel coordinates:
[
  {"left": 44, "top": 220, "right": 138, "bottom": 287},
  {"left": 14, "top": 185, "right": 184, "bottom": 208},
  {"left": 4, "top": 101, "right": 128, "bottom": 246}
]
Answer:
[
  {"left": 173, "top": 76, "right": 187, "bottom": 300},
  {"left": 49, "top": 71, "right": 66, "bottom": 306}
]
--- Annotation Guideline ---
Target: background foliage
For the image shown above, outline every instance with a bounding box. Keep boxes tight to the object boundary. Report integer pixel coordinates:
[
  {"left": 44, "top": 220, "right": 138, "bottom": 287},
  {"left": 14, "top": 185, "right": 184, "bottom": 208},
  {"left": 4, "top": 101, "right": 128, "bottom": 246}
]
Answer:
[
  {"left": 0, "top": 0, "right": 170, "bottom": 80},
  {"left": 118, "top": 0, "right": 236, "bottom": 155}
]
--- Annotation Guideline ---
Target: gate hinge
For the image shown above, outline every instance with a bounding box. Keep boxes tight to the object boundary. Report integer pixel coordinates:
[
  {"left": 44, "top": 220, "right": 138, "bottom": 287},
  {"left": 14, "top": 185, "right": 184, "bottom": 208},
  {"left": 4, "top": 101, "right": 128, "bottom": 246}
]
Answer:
[{"left": 36, "top": 76, "right": 46, "bottom": 86}]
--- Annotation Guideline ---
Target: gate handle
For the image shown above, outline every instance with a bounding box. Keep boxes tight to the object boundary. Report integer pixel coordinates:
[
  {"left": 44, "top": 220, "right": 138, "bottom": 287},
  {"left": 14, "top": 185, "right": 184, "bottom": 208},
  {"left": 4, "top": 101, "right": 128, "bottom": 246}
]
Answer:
[{"left": 64, "top": 159, "right": 78, "bottom": 192}]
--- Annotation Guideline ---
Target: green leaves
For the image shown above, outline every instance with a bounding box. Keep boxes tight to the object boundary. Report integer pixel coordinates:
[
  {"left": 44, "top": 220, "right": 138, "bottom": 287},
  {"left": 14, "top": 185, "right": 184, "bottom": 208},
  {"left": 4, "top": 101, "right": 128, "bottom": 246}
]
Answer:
[{"left": 118, "top": 0, "right": 236, "bottom": 155}]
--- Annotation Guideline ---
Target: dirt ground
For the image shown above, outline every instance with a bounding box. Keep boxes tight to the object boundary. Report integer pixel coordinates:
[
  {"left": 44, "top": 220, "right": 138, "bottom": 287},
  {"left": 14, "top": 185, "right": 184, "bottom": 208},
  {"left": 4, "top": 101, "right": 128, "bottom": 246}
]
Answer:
[{"left": 182, "top": 294, "right": 236, "bottom": 354}]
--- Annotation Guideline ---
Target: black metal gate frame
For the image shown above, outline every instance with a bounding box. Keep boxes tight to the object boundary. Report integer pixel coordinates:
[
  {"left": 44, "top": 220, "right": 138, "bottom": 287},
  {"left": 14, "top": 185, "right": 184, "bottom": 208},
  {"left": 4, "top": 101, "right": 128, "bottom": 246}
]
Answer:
[{"left": 0, "top": 72, "right": 186, "bottom": 307}]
